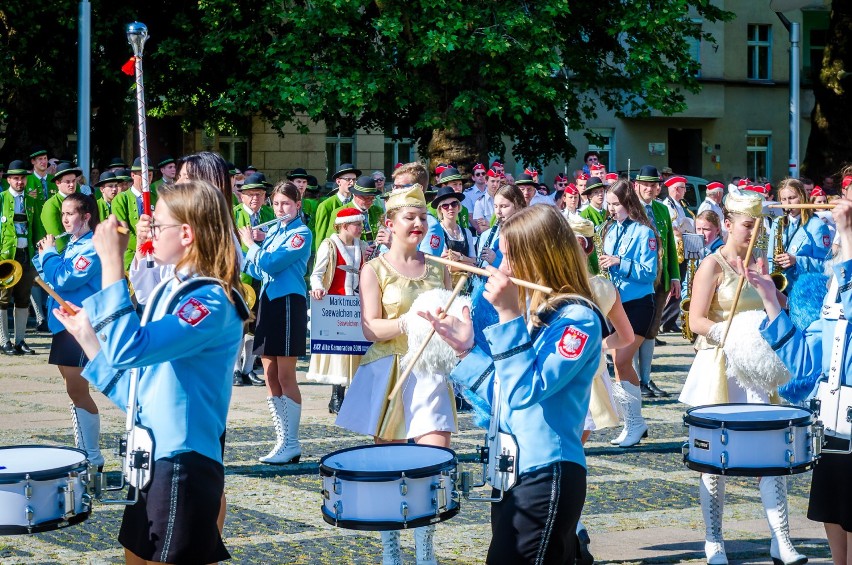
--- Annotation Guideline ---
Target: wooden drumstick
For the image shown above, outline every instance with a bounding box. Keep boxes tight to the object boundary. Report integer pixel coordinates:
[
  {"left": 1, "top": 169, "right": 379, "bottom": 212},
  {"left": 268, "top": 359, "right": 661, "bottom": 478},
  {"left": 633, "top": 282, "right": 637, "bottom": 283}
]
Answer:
[
  {"left": 34, "top": 277, "right": 76, "bottom": 316},
  {"left": 425, "top": 255, "right": 554, "bottom": 294},
  {"left": 387, "top": 273, "right": 469, "bottom": 401},
  {"left": 718, "top": 220, "right": 761, "bottom": 348},
  {"left": 767, "top": 203, "right": 836, "bottom": 210}
]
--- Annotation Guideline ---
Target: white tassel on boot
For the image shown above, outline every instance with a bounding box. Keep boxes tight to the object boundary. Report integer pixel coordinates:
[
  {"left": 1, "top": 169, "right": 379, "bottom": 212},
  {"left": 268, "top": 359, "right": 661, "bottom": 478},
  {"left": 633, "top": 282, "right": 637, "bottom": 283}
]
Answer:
[
  {"left": 381, "top": 531, "right": 403, "bottom": 565},
  {"left": 71, "top": 404, "right": 105, "bottom": 468},
  {"left": 759, "top": 476, "right": 807, "bottom": 565},
  {"left": 700, "top": 473, "right": 728, "bottom": 564},
  {"left": 414, "top": 525, "right": 437, "bottom": 565},
  {"left": 617, "top": 381, "right": 648, "bottom": 447},
  {"left": 259, "top": 396, "right": 286, "bottom": 464},
  {"left": 610, "top": 381, "right": 630, "bottom": 445}
]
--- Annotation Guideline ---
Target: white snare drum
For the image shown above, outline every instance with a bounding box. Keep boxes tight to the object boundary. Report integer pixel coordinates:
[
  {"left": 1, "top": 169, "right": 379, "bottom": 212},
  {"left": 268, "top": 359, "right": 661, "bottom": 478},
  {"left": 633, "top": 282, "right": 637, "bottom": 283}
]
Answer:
[
  {"left": 0, "top": 446, "right": 92, "bottom": 534},
  {"left": 320, "top": 444, "right": 459, "bottom": 530},
  {"left": 683, "top": 403, "right": 821, "bottom": 476}
]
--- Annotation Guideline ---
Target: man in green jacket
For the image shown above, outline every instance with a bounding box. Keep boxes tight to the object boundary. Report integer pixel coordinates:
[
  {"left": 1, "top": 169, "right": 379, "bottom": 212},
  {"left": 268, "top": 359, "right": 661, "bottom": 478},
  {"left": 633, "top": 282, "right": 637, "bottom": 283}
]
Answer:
[
  {"left": 111, "top": 157, "right": 158, "bottom": 269},
  {"left": 633, "top": 165, "right": 680, "bottom": 398},
  {"left": 0, "top": 161, "right": 45, "bottom": 355},
  {"left": 40, "top": 162, "right": 81, "bottom": 253},
  {"left": 94, "top": 172, "right": 122, "bottom": 221},
  {"left": 25, "top": 146, "right": 57, "bottom": 201},
  {"left": 579, "top": 176, "right": 607, "bottom": 275},
  {"left": 313, "top": 163, "right": 361, "bottom": 251},
  {"left": 150, "top": 155, "right": 176, "bottom": 192}
]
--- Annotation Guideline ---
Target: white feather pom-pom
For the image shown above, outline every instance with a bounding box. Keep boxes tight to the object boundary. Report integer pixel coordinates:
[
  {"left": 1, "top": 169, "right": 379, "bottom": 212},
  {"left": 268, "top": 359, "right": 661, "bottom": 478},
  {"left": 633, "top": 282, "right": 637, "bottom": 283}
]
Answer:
[
  {"left": 401, "top": 289, "right": 472, "bottom": 379},
  {"left": 723, "top": 310, "right": 791, "bottom": 393}
]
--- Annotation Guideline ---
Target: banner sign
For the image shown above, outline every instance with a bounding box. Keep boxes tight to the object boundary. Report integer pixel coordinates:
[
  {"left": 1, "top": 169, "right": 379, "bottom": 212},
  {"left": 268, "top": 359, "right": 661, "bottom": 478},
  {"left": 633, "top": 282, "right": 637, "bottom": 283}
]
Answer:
[{"left": 310, "top": 295, "right": 372, "bottom": 355}]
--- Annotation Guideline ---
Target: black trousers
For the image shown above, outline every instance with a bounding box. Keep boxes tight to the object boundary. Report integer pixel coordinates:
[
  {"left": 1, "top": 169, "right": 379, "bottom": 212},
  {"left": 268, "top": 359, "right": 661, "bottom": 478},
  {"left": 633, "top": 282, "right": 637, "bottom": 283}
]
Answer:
[{"left": 487, "top": 461, "right": 586, "bottom": 565}]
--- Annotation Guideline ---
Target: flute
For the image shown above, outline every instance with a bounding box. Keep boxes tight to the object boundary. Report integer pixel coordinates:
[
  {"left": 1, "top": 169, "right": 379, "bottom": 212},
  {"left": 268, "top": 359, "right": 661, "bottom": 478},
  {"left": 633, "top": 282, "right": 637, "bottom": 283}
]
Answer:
[
  {"left": 767, "top": 203, "right": 836, "bottom": 210},
  {"left": 425, "top": 255, "right": 554, "bottom": 294},
  {"left": 55, "top": 226, "right": 130, "bottom": 239},
  {"left": 254, "top": 214, "right": 292, "bottom": 230}
]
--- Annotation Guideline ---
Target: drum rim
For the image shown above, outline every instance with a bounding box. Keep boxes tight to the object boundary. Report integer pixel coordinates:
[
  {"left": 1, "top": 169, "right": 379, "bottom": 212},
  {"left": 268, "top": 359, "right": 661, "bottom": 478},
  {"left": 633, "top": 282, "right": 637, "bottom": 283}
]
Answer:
[
  {"left": 320, "top": 505, "right": 459, "bottom": 531},
  {"left": 683, "top": 403, "right": 813, "bottom": 431},
  {"left": 0, "top": 511, "right": 90, "bottom": 535},
  {"left": 683, "top": 456, "right": 815, "bottom": 477},
  {"left": 319, "top": 444, "right": 457, "bottom": 480},
  {"left": 0, "top": 444, "right": 88, "bottom": 484}
]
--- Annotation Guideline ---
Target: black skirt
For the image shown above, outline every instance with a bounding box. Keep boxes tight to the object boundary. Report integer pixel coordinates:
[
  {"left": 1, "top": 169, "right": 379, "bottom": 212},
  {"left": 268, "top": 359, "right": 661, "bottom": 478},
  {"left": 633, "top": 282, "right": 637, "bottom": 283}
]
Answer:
[
  {"left": 808, "top": 436, "right": 852, "bottom": 531},
  {"left": 621, "top": 294, "right": 656, "bottom": 338},
  {"left": 119, "top": 450, "right": 230, "bottom": 563},
  {"left": 253, "top": 292, "right": 307, "bottom": 357},
  {"left": 48, "top": 330, "right": 89, "bottom": 367}
]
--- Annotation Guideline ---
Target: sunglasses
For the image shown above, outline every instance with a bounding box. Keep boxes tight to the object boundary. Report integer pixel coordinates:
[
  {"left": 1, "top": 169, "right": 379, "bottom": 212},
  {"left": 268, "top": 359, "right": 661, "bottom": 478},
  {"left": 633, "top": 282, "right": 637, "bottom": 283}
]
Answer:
[{"left": 439, "top": 201, "right": 460, "bottom": 210}]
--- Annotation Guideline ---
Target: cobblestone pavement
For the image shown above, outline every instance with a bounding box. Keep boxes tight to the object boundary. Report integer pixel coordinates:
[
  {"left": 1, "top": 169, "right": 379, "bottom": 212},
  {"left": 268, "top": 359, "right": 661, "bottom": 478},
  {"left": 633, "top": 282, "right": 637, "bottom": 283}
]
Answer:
[{"left": 0, "top": 330, "right": 833, "bottom": 564}]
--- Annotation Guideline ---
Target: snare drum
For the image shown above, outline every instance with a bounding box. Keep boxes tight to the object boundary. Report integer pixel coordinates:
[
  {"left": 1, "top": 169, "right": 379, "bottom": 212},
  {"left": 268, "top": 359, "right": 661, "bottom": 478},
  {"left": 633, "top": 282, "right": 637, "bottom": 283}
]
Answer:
[
  {"left": 0, "top": 445, "right": 92, "bottom": 534},
  {"left": 320, "top": 444, "right": 459, "bottom": 530},
  {"left": 683, "top": 403, "right": 821, "bottom": 476}
]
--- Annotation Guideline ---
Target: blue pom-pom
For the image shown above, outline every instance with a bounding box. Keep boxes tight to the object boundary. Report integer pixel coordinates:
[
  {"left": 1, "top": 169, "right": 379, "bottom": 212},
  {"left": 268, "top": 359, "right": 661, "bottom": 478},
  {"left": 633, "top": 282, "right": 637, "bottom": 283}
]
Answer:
[
  {"left": 789, "top": 272, "right": 828, "bottom": 332},
  {"left": 471, "top": 277, "right": 498, "bottom": 356}
]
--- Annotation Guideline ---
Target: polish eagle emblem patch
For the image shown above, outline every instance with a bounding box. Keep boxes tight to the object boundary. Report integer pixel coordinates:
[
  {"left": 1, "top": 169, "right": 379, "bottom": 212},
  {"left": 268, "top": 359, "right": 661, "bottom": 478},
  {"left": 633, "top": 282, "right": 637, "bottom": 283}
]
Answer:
[
  {"left": 74, "top": 256, "right": 91, "bottom": 271},
  {"left": 557, "top": 326, "right": 588, "bottom": 360},
  {"left": 177, "top": 298, "right": 210, "bottom": 326}
]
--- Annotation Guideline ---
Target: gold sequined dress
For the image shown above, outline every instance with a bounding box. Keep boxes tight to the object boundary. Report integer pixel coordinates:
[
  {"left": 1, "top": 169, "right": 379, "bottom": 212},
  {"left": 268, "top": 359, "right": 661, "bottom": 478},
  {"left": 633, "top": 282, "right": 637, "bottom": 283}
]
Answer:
[
  {"left": 679, "top": 251, "right": 768, "bottom": 406},
  {"left": 335, "top": 255, "right": 458, "bottom": 440}
]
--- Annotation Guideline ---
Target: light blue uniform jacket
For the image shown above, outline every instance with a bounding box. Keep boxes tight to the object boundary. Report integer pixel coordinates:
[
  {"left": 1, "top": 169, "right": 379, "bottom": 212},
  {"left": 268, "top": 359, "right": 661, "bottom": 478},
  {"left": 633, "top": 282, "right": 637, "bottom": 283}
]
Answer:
[
  {"left": 243, "top": 217, "right": 312, "bottom": 299},
  {"left": 602, "top": 219, "right": 658, "bottom": 302},
  {"left": 450, "top": 302, "right": 602, "bottom": 474},
  {"left": 33, "top": 232, "right": 102, "bottom": 334},
  {"left": 761, "top": 259, "right": 852, "bottom": 403},
  {"left": 768, "top": 215, "right": 830, "bottom": 290},
  {"left": 81, "top": 278, "right": 244, "bottom": 463}
]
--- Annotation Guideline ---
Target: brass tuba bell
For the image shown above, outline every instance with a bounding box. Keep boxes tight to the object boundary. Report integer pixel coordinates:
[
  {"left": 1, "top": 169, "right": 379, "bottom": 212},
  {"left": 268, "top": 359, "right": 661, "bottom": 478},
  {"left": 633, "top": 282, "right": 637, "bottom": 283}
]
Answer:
[
  {"left": 241, "top": 282, "right": 256, "bottom": 310},
  {"left": 0, "top": 260, "right": 23, "bottom": 289}
]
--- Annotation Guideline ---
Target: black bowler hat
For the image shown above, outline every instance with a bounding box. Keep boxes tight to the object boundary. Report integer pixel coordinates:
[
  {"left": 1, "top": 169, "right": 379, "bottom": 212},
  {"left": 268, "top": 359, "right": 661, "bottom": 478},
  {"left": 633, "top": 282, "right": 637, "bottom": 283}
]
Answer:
[
  {"left": 287, "top": 168, "right": 309, "bottom": 180},
  {"left": 332, "top": 163, "right": 362, "bottom": 180},
  {"left": 437, "top": 167, "right": 463, "bottom": 185},
  {"left": 306, "top": 175, "right": 320, "bottom": 191},
  {"left": 351, "top": 176, "right": 379, "bottom": 196},
  {"left": 157, "top": 156, "right": 175, "bottom": 168},
  {"left": 53, "top": 162, "right": 82, "bottom": 180},
  {"left": 636, "top": 165, "right": 661, "bottom": 183},
  {"left": 130, "top": 157, "right": 154, "bottom": 172},
  {"left": 244, "top": 165, "right": 258, "bottom": 174},
  {"left": 29, "top": 146, "right": 48, "bottom": 159},
  {"left": 226, "top": 162, "right": 238, "bottom": 176},
  {"left": 580, "top": 176, "right": 605, "bottom": 195},
  {"left": 432, "top": 185, "right": 464, "bottom": 209},
  {"left": 4, "top": 160, "right": 29, "bottom": 177},
  {"left": 113, "top": 169, "right": 132, "bottom": 182},
  {"left": 95, "top": 171, "right": 120, "bottom": 187},
  {"left": 107, "top": 157, "right": 127, "bottom": 169},
  {"left": 241, "top": 173, "right": 272, "bottom": 192},
  {"left": 514, "top": 173, "right": 537, "bottom": 186}
]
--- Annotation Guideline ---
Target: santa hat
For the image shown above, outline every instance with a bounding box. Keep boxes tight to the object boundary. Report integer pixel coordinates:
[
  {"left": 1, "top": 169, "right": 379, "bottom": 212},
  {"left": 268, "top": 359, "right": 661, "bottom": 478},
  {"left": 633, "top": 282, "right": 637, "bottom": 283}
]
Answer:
[
  {"left": 810, "top": 186, "right": 826, "bottom": 198},
  {"left": 663, "top": 176, "right": 687, "bottom": 187},
  {"left": 335, "top": 207, "right": 365, "bottom": 226},
  {"left": 706, "top": 181, "right": 725, "bottom": 193}
]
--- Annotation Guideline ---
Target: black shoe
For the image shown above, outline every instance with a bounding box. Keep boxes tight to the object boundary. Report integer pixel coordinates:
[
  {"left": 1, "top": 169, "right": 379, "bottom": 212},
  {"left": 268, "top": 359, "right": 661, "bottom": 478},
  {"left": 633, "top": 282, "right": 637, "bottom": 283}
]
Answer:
[
  {"left": 655, "top": 337, "right": 665, "bottom": 346},
  {"left": 246, "top": 371, "right": 265, "bottom": 386},
  {"left": 576, "top": 530, "right": 594, "bottom": 565},
  {"left": 647, "top": 379, "right": 670, "bottom": 398},
  {"left": 640, "top": 382, "right": 656, "bottom": 398},
  {"left": 36, "top": 321, "right": 49, "bottom": 333},
  {"left": 328, "top": 385, "right": 345, "bottom": 414},
  {"left": 233, "top": 371, "right": 246, "bottom": 386},
  {"left": 2, "top": 342, "right": 21, "bottom": 356},
  {"left": 14, "top": 341, "right": 36, "bottom": 355}
]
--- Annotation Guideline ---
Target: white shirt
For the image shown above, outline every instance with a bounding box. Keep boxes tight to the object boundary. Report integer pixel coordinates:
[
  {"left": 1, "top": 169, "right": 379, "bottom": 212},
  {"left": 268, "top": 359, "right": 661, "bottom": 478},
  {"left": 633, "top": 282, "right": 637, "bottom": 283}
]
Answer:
[{"left": 473, "top": 192, "right": 495, "bottom": 224}]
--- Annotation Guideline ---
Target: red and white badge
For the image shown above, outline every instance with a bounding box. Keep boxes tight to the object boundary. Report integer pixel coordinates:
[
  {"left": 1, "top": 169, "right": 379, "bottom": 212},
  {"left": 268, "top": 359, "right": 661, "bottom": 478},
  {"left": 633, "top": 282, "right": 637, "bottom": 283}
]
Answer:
[
  {"left": 823, "top": 234, "right": 831, "bottom": 247},
  {"left": 290, "top": 234, "right": 305, "bottom": 249},
  {"left": 648, "top": 237, "right": 657, "bottom": 251},
  {"left": 177, "top": 298, "right": 210, "bottom": 326},
  {"left": 74, "top": 256, "right": 91, "bottom": 271},
  {"left": 429, "top": 234, "right": 441, "bottom": 249},
  {"left": 557, "top": 326, "right": 588, "bottom": 360}
]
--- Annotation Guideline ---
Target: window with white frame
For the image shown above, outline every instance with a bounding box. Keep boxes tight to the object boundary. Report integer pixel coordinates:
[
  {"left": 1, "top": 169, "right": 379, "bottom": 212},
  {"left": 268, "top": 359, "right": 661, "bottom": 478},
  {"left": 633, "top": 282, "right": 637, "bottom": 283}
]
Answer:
[
  {"left": 588, "top": 128, "right": 615, "bottom": 171},
  {"left": 326, "top": 130, "right": 356, "bottom": 181},
  {"left": 219, "top": 135, "right": 249, "bottom": 168},
  {"left": 747, "top": 24, "right": 772, "bottom": 80},
  {"left": 384, "top": 128, "right": 414, "bottom": 174},
  {"left": 746, "top": 130, "right": 771, "bottom": 180}
]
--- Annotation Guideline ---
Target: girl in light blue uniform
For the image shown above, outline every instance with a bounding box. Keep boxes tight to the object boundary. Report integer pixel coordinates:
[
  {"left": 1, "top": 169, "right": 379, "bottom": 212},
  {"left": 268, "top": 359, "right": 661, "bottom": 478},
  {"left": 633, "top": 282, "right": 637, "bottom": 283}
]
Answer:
[
  {"left": 34, "top": 193, "right": 104, "bottom": 468},
  {"left": 475, "top": 184, "right": 526, "bottom": 268},
  {"left": 598, "top": 180, "right": 658, "bottom": 447},
  {"left": 240, "top": 181, "right": 312, "bottom": 465},
  {"left": 768, "top": 177, "right": 831, "bottom": 294},
  {"left": 54, "top": 181, "right": 248, "bottom": 564},
  {"left": 424, "top": 205, "right": 603, "bottom": 564}
]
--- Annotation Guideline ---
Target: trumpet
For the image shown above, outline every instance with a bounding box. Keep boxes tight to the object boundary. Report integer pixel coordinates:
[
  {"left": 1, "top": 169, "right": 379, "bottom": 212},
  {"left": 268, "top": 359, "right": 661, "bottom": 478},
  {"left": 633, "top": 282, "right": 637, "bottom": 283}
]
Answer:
[
  {"left": 593, "top": 219, "right": 613, "bottom": 279},
  {"left": 769, "top": 216, "right": 788, "bottom": 292}
]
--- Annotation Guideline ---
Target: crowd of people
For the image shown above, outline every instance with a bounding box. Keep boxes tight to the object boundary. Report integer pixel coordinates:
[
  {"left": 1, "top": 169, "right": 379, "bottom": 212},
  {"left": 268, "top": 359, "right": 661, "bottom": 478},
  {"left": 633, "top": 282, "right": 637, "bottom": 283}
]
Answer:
[{"left": 4, "top": 143, "right": 852, "bottom": 565}]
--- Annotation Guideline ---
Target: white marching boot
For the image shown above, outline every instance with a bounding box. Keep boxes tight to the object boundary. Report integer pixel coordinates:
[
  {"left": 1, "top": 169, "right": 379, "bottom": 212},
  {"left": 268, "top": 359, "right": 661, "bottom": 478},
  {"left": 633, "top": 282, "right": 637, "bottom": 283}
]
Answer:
[
  {"left": 617, "top": 382, "right": 648, "bottom": 447},
  {"left": 610, "top": 381, "right": 630, "bottom": 445},
  {"left": 759, "top": 476, "right": 808, "bottom": 565},
  {"left": 700, "top": 474, "right": 728, "bottom": 564},
  {"left": 260, "top": 396, "right": 302, "bottom": 464},
  {"left": 71, "top": 404, "right": 105, "bottom": 468},
  {"left": 381, "top": 531, "right": 403, "bottom": 565},
  {"left": 414, "top": 525, "right": 438, "bottom": 565}
]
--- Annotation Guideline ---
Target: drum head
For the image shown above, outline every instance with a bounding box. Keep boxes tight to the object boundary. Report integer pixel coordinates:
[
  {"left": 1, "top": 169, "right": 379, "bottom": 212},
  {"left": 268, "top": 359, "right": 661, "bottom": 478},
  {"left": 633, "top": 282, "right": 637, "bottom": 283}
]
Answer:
[
  {"left": 684, "top": 403, "right": 813, "bottom": 431},
  {"left": 0, "top": 445, "right": 87, "bottom": 482},
  {"left": 320, "top": 444, "right": 456, "bottom": 480}
]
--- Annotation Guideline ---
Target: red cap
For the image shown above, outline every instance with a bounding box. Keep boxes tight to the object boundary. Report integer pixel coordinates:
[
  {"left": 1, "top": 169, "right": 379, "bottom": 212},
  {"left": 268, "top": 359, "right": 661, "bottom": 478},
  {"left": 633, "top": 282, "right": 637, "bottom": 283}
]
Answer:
[
  {"left": 810, "top": 186, "right": 826, "bottom": 198},
  {"left": 486, "top": 168, "right": 504, "bottom": 179},
  {"left": 664, "top": 176, "right": 687, "bottom": 187},
  {"left": 472, "top": 163, "right": 486, "bottom": 173},
  {"left": 843, "top": 175, "right": 852, "bottom": 189},
  {"left": 706, "top": 181, "right": 725, "bottom": 192},
  {"left": 764, "top": 183, "right": 772, "bottom": 193},
  {"left": 491, "top": 160, "right": 503, "bottom": 168},
  {"left": 576, "top": 172, "right": 590, "bottom": 181},
  {"left": 434, "top": 165, "right": 448, "bottom": 176},
  {"left": 554, "top": 173, "right": 568, "bottom": 183},
  {"left": 590, "top": 164, "right": 605, "bottom": 174},
  {"left": 334, "top": 207, "right": 365, "bottom": 225},
  {"left": 737, "top": 178, "right": 750, "bottom": 187},
  {"left": 605, "top": 172, "right": 618, "bottom": 181},
  {"left": 524, "top": 167, "right": 538, "bottom": 177},
  {"left": 563, "top": 183, "right": 579, "bottom": 195},
  {"left": 394, "top": 162, "right": 403, "bottom": 169}
]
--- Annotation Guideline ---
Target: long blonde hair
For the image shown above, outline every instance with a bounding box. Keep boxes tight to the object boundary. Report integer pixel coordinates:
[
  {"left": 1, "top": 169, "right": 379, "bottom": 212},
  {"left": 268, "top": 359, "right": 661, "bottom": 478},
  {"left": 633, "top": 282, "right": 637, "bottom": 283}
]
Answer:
[
  {"left": 157, "top": 180, "right": 244, "bottom": 304},
  {"left": 777, "top": 177, "right": 813, "bottom": 224},
  {"left": 501, "top": 205, "right": 593, "bottom": 326}
]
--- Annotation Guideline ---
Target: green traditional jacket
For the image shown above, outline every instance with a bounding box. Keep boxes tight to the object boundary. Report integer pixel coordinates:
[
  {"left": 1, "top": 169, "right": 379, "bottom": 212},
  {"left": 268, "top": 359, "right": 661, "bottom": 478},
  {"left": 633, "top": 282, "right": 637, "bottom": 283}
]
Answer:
[
  {"left": 322, "top": 203, "right": 384, "bottom": 244},
  {"left": 26, "top": 173, "right": 57, "bottom": 201},
  {"left": 313, "top": 194, "right": 347, "bottom": 251},
  {"left": 96, "top": 198, "right": 114, "bottom": 222},
  {"left": 302, "top": 197, "right": 319, "bottom": 236},
  {"left": 111, "top": 187, "right": 159, "bottom": 269},
  {"left": 648, "top": 199, "right": 680, "bottom": 292},
  {"left": 0, "top": 190, "right": 44, "bottom": 259},
  {"left": 40, "top": 192, "right": 71, "bottom": 253}
]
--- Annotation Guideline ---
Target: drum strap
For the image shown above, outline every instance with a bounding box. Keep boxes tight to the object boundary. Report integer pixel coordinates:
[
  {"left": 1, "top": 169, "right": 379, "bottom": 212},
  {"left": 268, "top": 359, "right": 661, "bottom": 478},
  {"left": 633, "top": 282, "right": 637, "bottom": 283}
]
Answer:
[{"left": 823, "top": 276, "right": 846, "bottom": 391}]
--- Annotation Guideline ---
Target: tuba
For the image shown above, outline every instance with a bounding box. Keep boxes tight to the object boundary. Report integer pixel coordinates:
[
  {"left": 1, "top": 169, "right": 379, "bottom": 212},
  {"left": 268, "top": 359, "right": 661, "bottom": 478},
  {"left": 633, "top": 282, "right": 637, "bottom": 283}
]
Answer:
[
  {"left": 679, "top": 233, "right": 705, "bottom": 342},
  {"left": 0, "top": 260, "right": 23, "bottom": 288},
  {"left": 769, "top": 216, "right": 788, "bottom": 292}
]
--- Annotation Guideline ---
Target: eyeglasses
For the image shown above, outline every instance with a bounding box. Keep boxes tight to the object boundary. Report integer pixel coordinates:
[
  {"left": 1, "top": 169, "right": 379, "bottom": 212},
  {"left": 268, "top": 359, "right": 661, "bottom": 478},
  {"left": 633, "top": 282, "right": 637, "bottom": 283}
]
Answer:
[
  {"left": 150, "top": 221, "right": 182, "bottom": 238},
  {"left": 439, "top": 201, "right": 460, "bottom": 210},
  {"left": 473, "top": 172, "right": 486, "bottom": 177},
  {"left": 340, "top": 176, "right": 356, "bottom": 183},
  {"left": 555, "top": 182, "right": 568, "bottom": 187}
]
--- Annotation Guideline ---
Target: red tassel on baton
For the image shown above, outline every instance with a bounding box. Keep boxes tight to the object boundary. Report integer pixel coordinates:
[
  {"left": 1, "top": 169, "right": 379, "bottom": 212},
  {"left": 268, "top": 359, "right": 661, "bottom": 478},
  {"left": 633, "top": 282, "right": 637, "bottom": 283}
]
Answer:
[{"left": 121, "top": 56, "right": 136, "bottom": 76}]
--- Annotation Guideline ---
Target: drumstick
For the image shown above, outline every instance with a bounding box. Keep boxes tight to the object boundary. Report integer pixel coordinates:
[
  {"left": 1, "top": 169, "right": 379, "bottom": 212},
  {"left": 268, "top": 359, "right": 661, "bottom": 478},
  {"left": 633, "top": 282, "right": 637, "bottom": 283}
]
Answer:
[
  {"left": 718, "top": 221, "right": 761, "bottom": 348},
  {"left": 425, "top": 255, "right": 554, "bottom": 294},
  {"left": 767, "top": 203, "right": 836, "bottom": 210},
  {"left": 387, "top": 273, "right": 469, "bottom": 401},
  {"left": 34, "top": 277, "right": 76, "bottom": 316}
]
